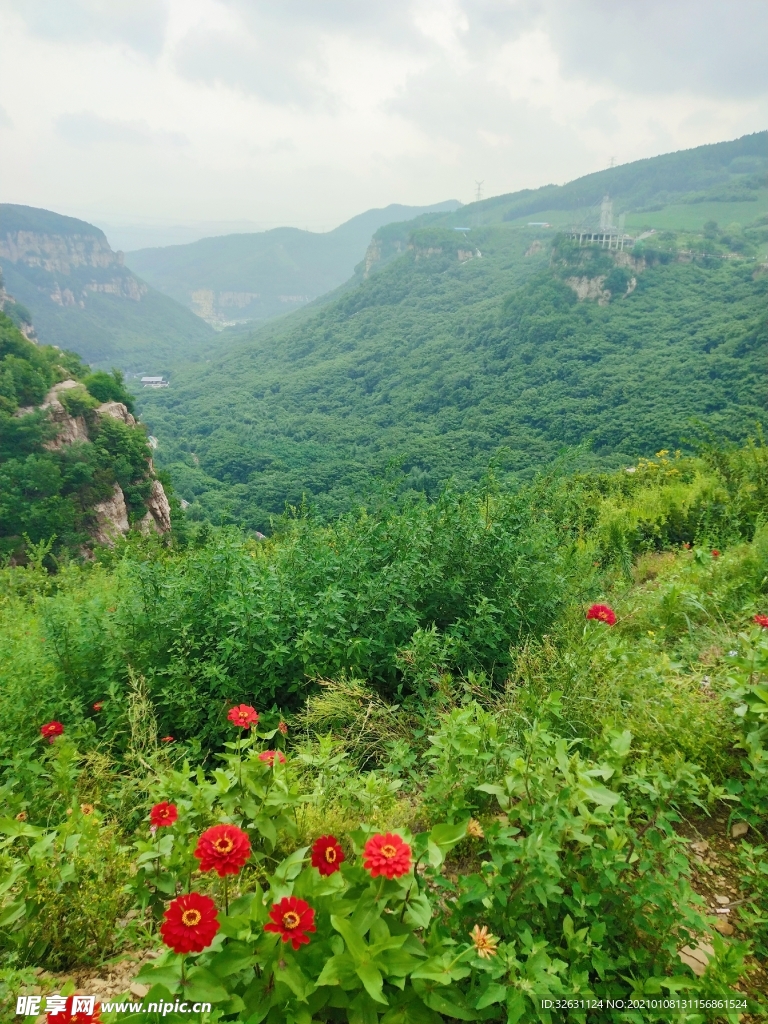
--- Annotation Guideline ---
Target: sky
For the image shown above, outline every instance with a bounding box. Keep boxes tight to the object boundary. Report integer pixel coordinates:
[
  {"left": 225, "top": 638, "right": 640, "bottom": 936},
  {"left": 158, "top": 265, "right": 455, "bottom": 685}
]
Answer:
[{"left": 0, "top": 0, "right": 766, "bottom": 248}]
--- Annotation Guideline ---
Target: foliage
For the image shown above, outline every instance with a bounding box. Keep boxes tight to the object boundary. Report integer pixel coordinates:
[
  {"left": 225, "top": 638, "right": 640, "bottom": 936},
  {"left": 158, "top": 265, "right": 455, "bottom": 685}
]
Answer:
[
  {"left": 1, "top": 443, "right": 767, "bottom": 1017},
  {"left": 125, "top": 201, "right": 460, "bottom": 327},
  {"left": 140, "top": 224, "right": 767, "bottom": 530},
  {"left": 0, "top": 751, "right": 132, "bottom": 969},
  {"left": 83, "top": 370, "right": 136, "bottom": 413},
  {"left": 0, "top": 309, "right": 159, "bottom": 557}
]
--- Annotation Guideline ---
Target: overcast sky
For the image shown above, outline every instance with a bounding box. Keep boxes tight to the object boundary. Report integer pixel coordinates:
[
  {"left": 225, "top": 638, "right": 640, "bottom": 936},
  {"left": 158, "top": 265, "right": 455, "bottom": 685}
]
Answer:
[{"left": 0, "top": 0, "right": 766, "bottom": 246}]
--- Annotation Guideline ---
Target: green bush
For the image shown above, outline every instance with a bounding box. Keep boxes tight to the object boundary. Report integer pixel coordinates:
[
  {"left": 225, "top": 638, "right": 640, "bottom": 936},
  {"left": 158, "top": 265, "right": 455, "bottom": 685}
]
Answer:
[{"left": 84, "top": 369, "right": 136, "bottom": 413}]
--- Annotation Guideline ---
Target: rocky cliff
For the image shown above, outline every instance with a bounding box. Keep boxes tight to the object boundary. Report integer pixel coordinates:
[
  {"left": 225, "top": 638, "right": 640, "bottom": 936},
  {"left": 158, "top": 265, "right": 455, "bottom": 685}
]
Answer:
[
  {"left": 0, "top": 208, "right": 147, "bottom": 312},
  {"left": 29, "top": 379, "right": 172, "bottom": 546},
  {"left": 0, "top": 204, "right": 215, "bottom": 369}
]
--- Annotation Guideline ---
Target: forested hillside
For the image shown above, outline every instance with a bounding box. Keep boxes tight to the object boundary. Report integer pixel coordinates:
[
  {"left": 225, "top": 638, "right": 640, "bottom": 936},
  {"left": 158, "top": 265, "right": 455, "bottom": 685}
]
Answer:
[
  {"left": 0, "top": 278, "right": 175, "bottom": 559},
  {"left": 125, "top": 201, "right": 461, "bottom": 328},
  {"left": 138, "top": 223, "right": 767, "bottom": 531},
  {"left": 0, "top": 205, "right": 217, "bottom": 371}
]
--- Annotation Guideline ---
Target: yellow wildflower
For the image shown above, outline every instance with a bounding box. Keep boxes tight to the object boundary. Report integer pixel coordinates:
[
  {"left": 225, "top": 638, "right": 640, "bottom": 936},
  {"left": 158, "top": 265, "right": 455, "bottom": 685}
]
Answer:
[
  {"left": 470, "top": 925, "right": 499, "bottom": 959},
  {"left": 467, "top": 818, "right": 484, "bottom": 839}
]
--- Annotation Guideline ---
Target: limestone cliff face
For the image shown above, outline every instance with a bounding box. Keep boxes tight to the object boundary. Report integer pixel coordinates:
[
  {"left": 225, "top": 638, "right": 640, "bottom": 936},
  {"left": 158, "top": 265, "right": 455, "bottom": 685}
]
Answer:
[
  {"left": 0, "top": 226, "right": 147, "bottom": 310},
  {"left": 139, "top": 479, "right": 172, "bottom": 535},
  {"left": 0, "top": 230, "right": 121, "bottom": 273}
]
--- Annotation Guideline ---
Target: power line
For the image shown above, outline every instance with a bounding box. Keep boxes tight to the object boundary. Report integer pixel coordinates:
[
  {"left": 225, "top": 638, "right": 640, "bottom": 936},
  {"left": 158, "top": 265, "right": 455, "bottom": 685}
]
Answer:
[{"left": 474, "top": 180, "right": 484, "bottom": 203}]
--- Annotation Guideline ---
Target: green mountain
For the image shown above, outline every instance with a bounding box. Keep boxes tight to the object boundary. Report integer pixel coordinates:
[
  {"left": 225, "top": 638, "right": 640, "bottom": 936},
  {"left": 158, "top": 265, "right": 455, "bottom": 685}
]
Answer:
[
  {"left": 135, "top": 133, "right": 767, "bottom": 531},
  {"left": 124, "top": 201, "right": 461, "bottom": 328},
  {"left": 0, "top": 204, "right": 216, "bottom": 372}
]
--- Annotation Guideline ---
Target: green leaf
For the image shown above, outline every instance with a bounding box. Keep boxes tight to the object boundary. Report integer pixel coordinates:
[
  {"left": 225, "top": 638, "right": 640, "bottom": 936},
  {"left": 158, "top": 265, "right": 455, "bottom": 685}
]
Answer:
[
  {"left": 208, "top": 940, "right": 255, "bottom": 978},
  {"left": 578, "top": 784, "right": 620, "bottom": 807},
  {"left": 273, "top": 846, "right": 309, "bottom": 883},
  {"left": 0, "top": 817, "right": 44, "bottom": 839},
  {"left": 429, "top": 820, "right": 468, "bottom": 851},
  {"left": 475, "top": 983, "right": 507, "bottom": 1009},
  {"left": 331, "top": 915, "right": 368, "bottom": 962},
  {"left": 413, "top": 981, "right": 479, "bottom": 1021},
  {"left": 273, "top": 957, "right": 313, "bottom": 1001},
  {"left": 185, "top": 966, "right": 231, "bottom": 1003},
  {"left": 403, "top": 893, "right": 432, "bottom": 930},
  {"left": 135, "top": 961, "right": 183, "bottom": 992},
  {"left": 315, "top": 954, "right": 345, "bottom": 987},
  {"left": 381, "top": 995, "right": 442, "bottom": 1023},
  {"left": 355, "top": 962, "right": 388, "bottom": 1005},
  {"left": 252, "top": 813, "right": 277, "bottom": 848},
  {"left": 506, "top": 989, "right": 528, "bottom": 1024}
]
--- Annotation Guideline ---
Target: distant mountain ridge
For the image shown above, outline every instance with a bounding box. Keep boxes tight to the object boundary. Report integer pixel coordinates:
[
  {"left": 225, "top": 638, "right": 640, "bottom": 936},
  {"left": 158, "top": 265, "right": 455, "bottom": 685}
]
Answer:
[
  {"left": 0, "top": 204, "right": 216, "bottom": 371},
  {"left": 125, "top": 200, "right": 461, "bottom": 328},
  {"left": 433, "top": 131, "right": 767, "bottom": 227}
]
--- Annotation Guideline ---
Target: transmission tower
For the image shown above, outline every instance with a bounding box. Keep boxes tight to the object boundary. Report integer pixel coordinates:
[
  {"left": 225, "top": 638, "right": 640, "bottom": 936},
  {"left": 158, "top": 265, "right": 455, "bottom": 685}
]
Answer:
[{"left": 474, "top": 180, "right": 484, "bottom": 203}]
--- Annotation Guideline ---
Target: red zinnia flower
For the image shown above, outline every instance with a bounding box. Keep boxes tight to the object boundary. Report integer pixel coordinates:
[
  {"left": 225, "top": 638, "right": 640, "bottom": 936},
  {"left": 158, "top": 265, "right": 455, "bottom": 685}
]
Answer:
[
  {"left": 45, "top": 995, "right": 102, "bottom": 1022},
  {"left": 161, "top": 735, "right": 174, "bottom": 743},
  {"left": 586, "top": 604, "right": 617, "bottom": 626},
  {"left": 227, "top": 704, "right": 259, "bottom": 728},
  {"left": 311, "top": 835, "right": 345, "bottom": 876},
  {"left": 711, "top": 549, "right": 720, "bottom": 558},
  {"left": 264, "top": 895, "right": 316, "bottom": 950},
  {"left": 40, "top": 721, "right": 64, "bottom": 743},
  {"left": 363, "top": 832, "right": 412, "bottom": 879},
  {"left": 258, "top": 750, "right": 286, "bottom": 766},
  {"left": 754, "top": 614, "right": 768, "bottom": 629},
  {"left": 278, "top": 720, "right": 288, "bottom": 735},
  {"left": 160, "top": 892, "right": 219, "bottom": 954},
  {"left": 194, "top": 823, "right": 251, "bottom": 876},
  {"left": 149, "top": 801, "right": 178, "bottom": 828},
  {"left": 92, "top": 701, "right": 104, "bottom": 712}
]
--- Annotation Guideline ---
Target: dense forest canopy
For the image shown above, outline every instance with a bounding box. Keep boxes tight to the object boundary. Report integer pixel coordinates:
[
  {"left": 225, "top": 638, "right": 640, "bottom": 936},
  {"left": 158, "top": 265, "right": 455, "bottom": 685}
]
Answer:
[{"left": 138, "top": 223, "right": 767, "bottom": 531}]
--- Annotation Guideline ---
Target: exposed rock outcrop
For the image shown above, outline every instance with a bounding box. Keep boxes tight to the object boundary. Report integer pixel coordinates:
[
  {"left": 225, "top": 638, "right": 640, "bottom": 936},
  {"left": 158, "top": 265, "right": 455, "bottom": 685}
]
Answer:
[
  {"left": 92, "top": 484, "right": 130, "bottom": 545},
  {"left": 565, "top": 272, "right": 638, "bottom": 304},
  {"left": 138, "top": 479, "right": 172, "bottom": 536},
  {"left": 40, "top": 380, "right": 89, "bottom": 448},
  {"left": 565, "top": 276, "right": 611, "bottom": 305},
  {"left": 97, "top": 401, "right": 136, "bottom": 427},
  {"left": 0, "top": 226, "right": 147, "bottom": 309},
  {"left": 14, "top": 379, "right": 171, "bottom": 544}
]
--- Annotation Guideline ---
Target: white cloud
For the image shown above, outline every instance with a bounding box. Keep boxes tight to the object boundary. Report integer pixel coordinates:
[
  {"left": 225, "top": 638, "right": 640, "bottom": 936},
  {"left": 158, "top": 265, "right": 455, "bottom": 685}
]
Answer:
[
  {"left": 56, "top": 112, "right": 188, "bottom": 147},
  {"left": 0, "top": 0, "right": 764, "bottom": 230},
  {"left": 0, "top": 0, "right": 170, "bottom": 56}
]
